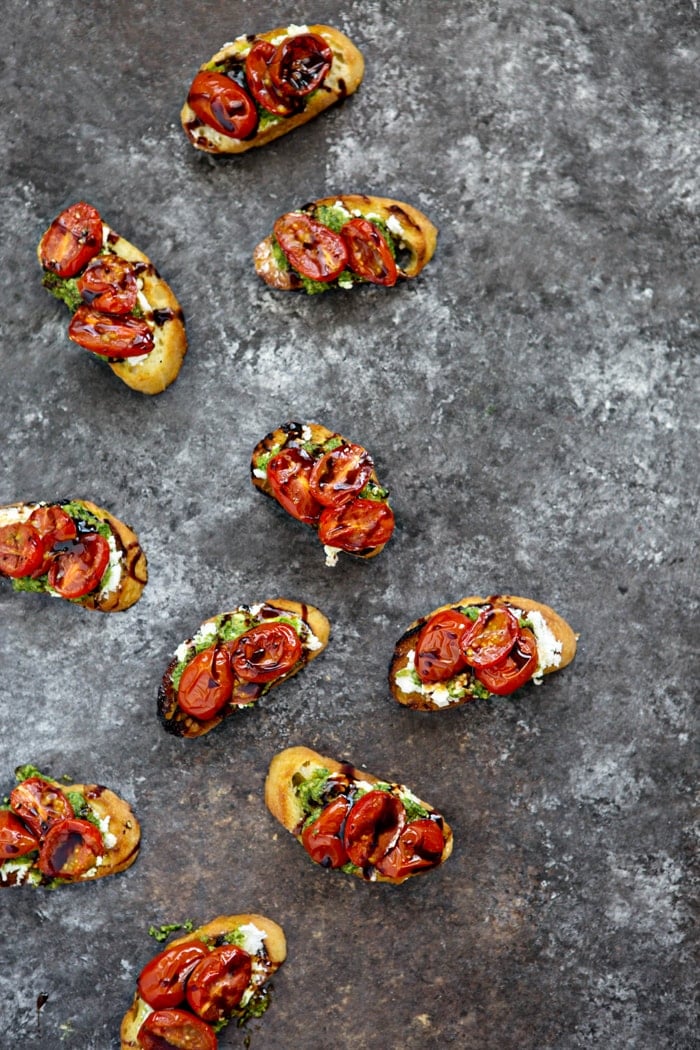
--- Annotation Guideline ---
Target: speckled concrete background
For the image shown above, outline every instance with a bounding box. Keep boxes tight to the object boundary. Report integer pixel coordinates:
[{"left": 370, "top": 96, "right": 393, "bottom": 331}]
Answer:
[{"left": 0, "top": 1, "right": 697, "bottom": 1048}]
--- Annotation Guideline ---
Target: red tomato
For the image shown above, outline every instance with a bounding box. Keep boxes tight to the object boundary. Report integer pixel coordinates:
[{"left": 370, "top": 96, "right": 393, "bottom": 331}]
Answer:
[
  {"left": 375, "top": 818, "right": 445, "bottom": 879},
  {"left": 9, "top": 777, "right": 74, "bottom": 837},
  {"left": 0, "top": 522, "right": 45, "bottom": 578},
  {"left": 68, "top": 305, "right": 154, "bottom": 359},
  {"left": 342, "top": 218, "right": 398, "bottom": 287},
  {"left": 268, "top": 33, "right": 333, "bottom": 97},
  {"left": 187, "top": 71, "right": 258, "bottom": 138},
  {"left": 475, "top": 627, "right": 539, "bottom": 696},
  {"left": 414, "top": 609, "right": 472, "bottom": 684},
  {"left": 28, "top": 505, "right": 77, "bottom": 547},
  {"left": 267, "top": 447, "right": 323, "bottom": 524},
  {"left": 138, "top": 1008, "right": 217, "bottom": 1050},
  {"left": 308, "top": 444, "right": 374, "bottom": 507},
  {"left": 228, "top": 622, "right": 302, "bottom": 683},
  {"left": 301, "top": 796, "right": 351, "bottom": 868},
  {"left": 462, "top": 605, "right": 519, "bottom": 669},
  {"left": 343, "top": 790, "right": 406, "bottom": 868},
  {"left": 76, "top": 254, "right": 138, "bottom": 314},
  {"left": 47, "top": 532, "right": 110, "bottom": 599},
  {"left": 317, "top": 497, "right": 395, "bottom": 553},
  {"left": 177, "top": 646, "right": 234, "bottom": 720},
  {"left": 273, "top": 213, "right": 348, "bottom": 282},
  {"left": 0, "top": 810, "right": 40, "bottom": 859},
  {"left": 38, "top": 202, "right": 103, "bottom": 278},
  {"left": 245, "top": 40, "right": 298, "bottom": 115},
  {"left": 138, "top": 941, "right": 211, "bottom": 1010},
  {"left": 186, "top": 945, "right": 253, "bottom": 1022},
  {"left": 37, "top": 817, "right": 105, "bottom": 878}
]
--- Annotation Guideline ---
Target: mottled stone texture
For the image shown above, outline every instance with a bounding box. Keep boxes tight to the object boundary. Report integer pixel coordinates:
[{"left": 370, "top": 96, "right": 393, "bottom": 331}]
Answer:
[{"left": 0, "top": 1, "right": 697, "bottom": 1048}]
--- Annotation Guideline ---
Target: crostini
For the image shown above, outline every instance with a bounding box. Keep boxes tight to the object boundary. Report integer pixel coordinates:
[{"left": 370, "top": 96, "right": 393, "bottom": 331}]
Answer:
[
  {"left": 251, "top": 421, "right": 395, "bottom": 565},
  {"left": 120, "top": 914, "right": 286, "bottom": 1049},
  {"left": 390, "top": 594, "right": 577, "bottom": 711},
  {"left": 0, "top": 764, "right": 140, "bottom": 888},
  {"left": 38, "top": 202, "right": 187, "bottom": 394},
  {"left": 158, "top": 599, "right": 330, "bottom": 738},
  {"left": 0, "top": 499, "right": 147, "bottom": 611},
  {"left": 253, "top": 194, "right": 438, "bottom": 293},
  {"left": 265, "top": 745, "right": 453, "bottom": 884},
  {"left": 181, "top": 24, "right": 364, "bottom": 155}
]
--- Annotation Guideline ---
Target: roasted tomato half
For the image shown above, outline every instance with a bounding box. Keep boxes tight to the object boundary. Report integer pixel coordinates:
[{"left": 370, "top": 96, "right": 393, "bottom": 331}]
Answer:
[
  {"left": 301, "top": 796, "right": 351, "bottom": 868},
  {"left": 0, "top": 811, "right": 40, "bottom": 859},
  {"left": 268, "top": 33, "right": 333, "bottom": 97},
  {"left": 47, "top": 532, "right": 110, "bottom": 599},
  {"left": 27, "top": 505, "right": 77, "bottom": 547},
  {"left": 188, "top": 71, "right": 258, "bottom": 138},
  {"left": 309, "top": 444, "right": 374, "bottom": 507},
  {"left": 37, "top": 817, "right": 105, "bottom": 878},
  {"left": 68, "top": 305, "right": 154, "bottom": 359},
  {"left": 266, "top": 446, "right": 323, "bottom": 524},
  {"left": 342, "top": 217, "right": 398, "bottom": 287},
  {"left": 38, "top": 202, "right": 103, "bottom": 278},
  {"left": 375, "top": 818, "right": 445, "bottom": 879},
  {"left": 274, "top": 212, "right": 348, "bottom": 282},
  {"left": 462, "top": 605, "right": 520, "bottom": 669},
  {"left": 245, "top": 40, "right": 299, "bottom": 116},
  {"left": 76, "top": 254, "right": 139, "bottom": 314},
  {"left": 317, "top": 497, "right": 395, "bottom": 553},
  {"left": 0, "top": 521, "right": 45, "bottom": 578},
  {"left": 414, "top": 609, "right": 472, "bottom": 684},
  {"left": 186, "top": 944, "right": 253, "bottom": 1022},
  {"left": 138, "top": 1008, "right": 217, "bottom": 1050},
  {"left": 138, "top": 941, "right": 211, "bottom": 1010},
  {"left": 9, "top": 777, "right": 74, "bottom": 838},
  {"left": 343, "top": 790, "right": 406, "bottom": 868},
  {"left": 475, "top": 627, "right": 539, "bottom": 696},
  {"left": 228, "top": 621, "right": 302, "bottom": 683},
  {"left": 177, "top": 646, "right": 234, "bottom": 720}
]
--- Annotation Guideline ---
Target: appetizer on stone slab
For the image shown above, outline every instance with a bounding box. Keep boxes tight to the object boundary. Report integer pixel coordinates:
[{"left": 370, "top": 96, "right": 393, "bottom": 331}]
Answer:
[{"left": 390, "top": 594, "right": 577, "bottom": 711}]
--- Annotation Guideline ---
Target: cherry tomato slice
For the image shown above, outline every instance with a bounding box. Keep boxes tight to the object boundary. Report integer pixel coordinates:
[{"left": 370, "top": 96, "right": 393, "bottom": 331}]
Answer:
[
  {"left": 245, "top": 40, "right": 298, "bottom": 116},
  {"left": 308, "top": 444, "right": 374, "bottom": 507},
  {"left": 317, "top": 497, "right": 395, "bottom": 553},
  {"left": 342, "top": 218, "right": 398, "bottom": 287},
  {"left": 0, "top": 522, "right": 45, "bottom": 578},
  {"left": 28, "top": 505, "right": 77, "bottom": 547},
  {"left": 268, "top": 33, "right": 333, "bottom": 97},
  {"left": 9, "top": 777, "right": 74, "bottom": 838},
  {"left": 68, "top": 304, "right": 154, "bottom": 360},
  {"left": 228, "top": 622, "right": 302, "bottom": 683},
  {"left": 186, "top": 945, "right": 253, "bottom": 1022},
  {"left": 414, "top": 609, "right": 472, "bottom": 684},
  {"left": 47, "top": 532, "right": 110, "bottom": 599},
  {"left": 0, "top": 810, "right": 40, "bottom": 859},
  {"left": 462, "top": 605, "right": 520, "bottom": 669},
  {"left": 343, "top": 790, "right": 406, "bottom": 868},
  {"left": 76, "top": 254, "right": 138, "bottom": 314},
  {"left": 38, "top": 202, "right": 103, "bottom": 278},
  {"left": 267, "top": 447, "right": 323, "bottom": 524},
  {"left": 187, "top": 71, "right": 258, "bottom": 138},
  {"left": 138, "top": 1008, "right": 217, "bottom": 1050},
  {"left": 273, "top": 212, "right": 348, "bottom": 282},
  {"left": 177, "top": 646, "right": 234, "bottom": 720},
  {"left": 37, "top": 817, "right": 105, "bottom": 878},
  {"left": 375, "top": 818, "right": 446, "bottom": 879},
  {"left": 301, "top": 796, "right": 351, "bottom": 869},
  {"left": 475, "top": 627, "right": 539, "bottom": 696},
  {"left": 138, "top": 941, "right": 211, "bottom": 1010}
]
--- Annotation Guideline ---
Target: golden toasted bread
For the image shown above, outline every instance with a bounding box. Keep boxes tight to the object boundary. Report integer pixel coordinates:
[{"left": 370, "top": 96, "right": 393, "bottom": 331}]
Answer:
[
  {"left": 181, "top": 24, "right": 364, "bottom": 154},
  {"left": 120, "top": 913, "right": 286, "bottom": 1048},
  {"left": 390, "top": 594, "right": 578, "bottom": 711},
  {"left": 158, "top": 599, "right": 330, "bottom": 738},
  {"left": 265, "top": 745, "right": 453, "bottom": 885},
  {"left": 0, "top": 500, "right": 147, "bottom": 612}
]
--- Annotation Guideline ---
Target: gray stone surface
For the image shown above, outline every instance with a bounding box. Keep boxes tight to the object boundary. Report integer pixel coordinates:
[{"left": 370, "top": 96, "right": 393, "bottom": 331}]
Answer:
[{"left": 0, "top": 1, "right": 697, "bottom": 1047}]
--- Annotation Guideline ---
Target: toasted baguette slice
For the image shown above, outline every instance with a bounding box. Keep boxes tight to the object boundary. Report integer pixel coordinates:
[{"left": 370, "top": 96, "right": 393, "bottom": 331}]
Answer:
[
  {"left": 390, "top": 594, "right": 578, "bottom": 711},
  {"left": 265, "top": 745, "right": 453, "bottom": 885},
  {"left": 254, "top": 194, "right": 438, "bottom": 292},
  {"left": 38, "top": 203, "right": 187, "bottom": 395},
  {"left": 120, "top": 913, "right": 286, "bottom": 1048},
  {"left": 158, "top": 598, "right": 330, "bottom": 738},
  {"left": 181, "top": 24, "right": 364, "bottom": 154},
  {"left": 0, "top": 500, "right": 147, "bottom": 612},
  {"left": 251, "top": 421, "right": 395, "bottom": 564},
  {"left": 0, "top": 766, "right": 140, "bottom": 888}
]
